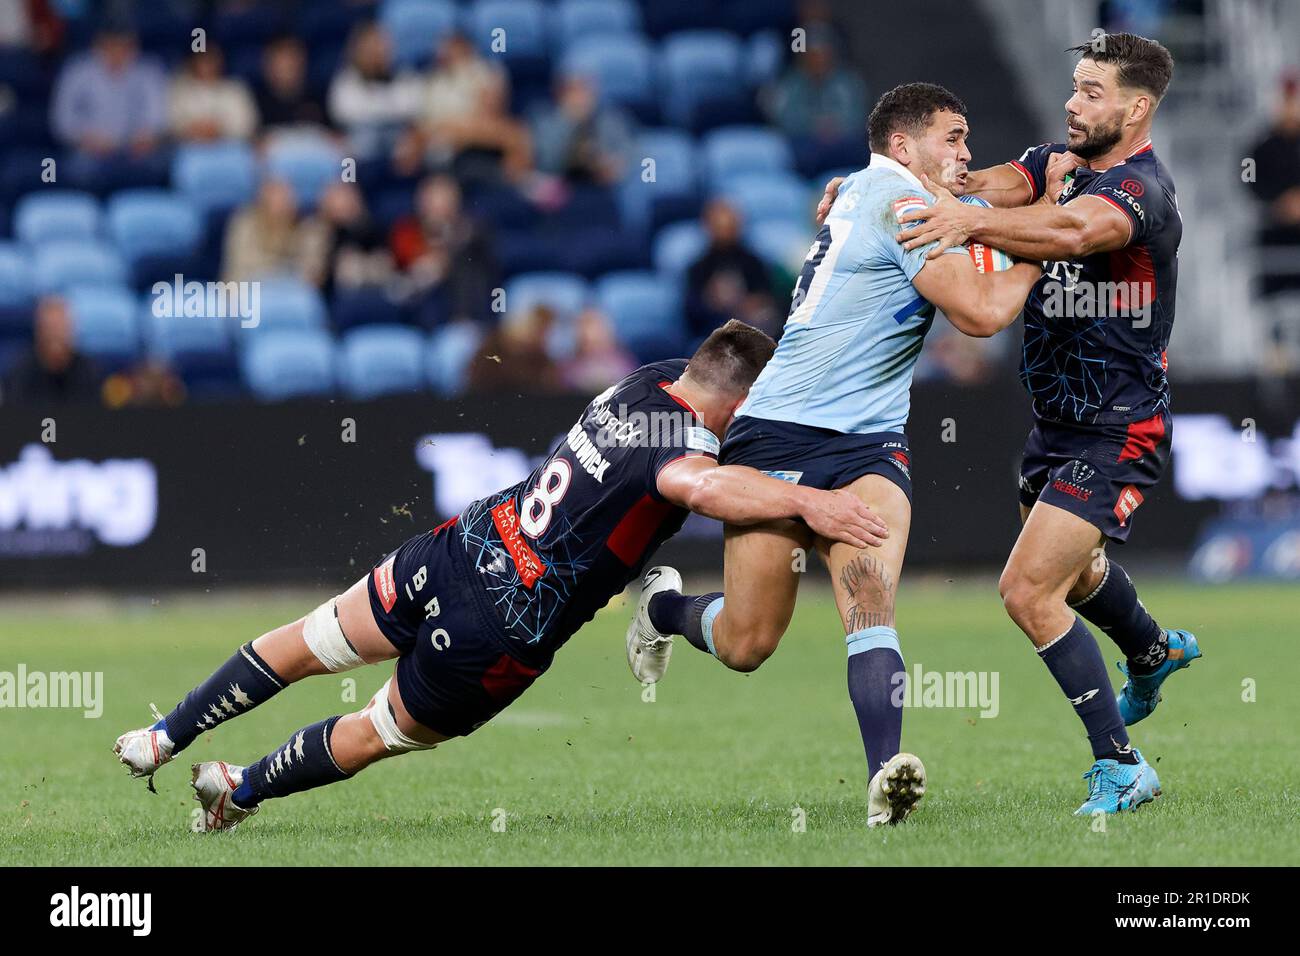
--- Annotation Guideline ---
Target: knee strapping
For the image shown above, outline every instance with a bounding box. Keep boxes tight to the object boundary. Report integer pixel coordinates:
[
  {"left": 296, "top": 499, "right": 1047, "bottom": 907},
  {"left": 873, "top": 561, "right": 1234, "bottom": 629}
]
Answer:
[
  {"left": 365, "top": 679, "right": 438, "bottom": 753},
  {"left": 302, "top": 598, "right": 365, "bottom": 673}
]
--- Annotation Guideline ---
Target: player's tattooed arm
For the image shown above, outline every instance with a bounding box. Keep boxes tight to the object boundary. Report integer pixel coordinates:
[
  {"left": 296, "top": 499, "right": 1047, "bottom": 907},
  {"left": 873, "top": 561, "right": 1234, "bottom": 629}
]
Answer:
[
  {"left": 839, "top": 553, "right": 896, "bottom": 630},
  {"left": 656, "top": 457, "right": 889, "bottom": 549}
]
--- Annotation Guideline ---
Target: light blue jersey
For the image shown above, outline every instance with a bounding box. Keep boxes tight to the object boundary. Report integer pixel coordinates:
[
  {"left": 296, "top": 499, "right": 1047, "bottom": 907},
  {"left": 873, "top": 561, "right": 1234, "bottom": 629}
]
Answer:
[{"left": 738, "top": 153, "right": 962, "bottom": 435}]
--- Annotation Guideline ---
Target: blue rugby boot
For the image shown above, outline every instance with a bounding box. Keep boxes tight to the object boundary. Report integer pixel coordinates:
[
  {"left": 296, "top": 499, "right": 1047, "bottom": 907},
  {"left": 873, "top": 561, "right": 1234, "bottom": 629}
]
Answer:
[
  {"left": 1074, "top": 750, "right": 1160, "bottom": 816},
  {"left": 1116, "top": 629, "right": 1202, "bottom": 726}
]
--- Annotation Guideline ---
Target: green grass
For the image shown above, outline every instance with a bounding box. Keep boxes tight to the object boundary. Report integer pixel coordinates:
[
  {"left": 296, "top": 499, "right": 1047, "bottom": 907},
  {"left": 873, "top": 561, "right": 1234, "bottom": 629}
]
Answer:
[{"left": 1, "top": 579, "right": 1296, "bottom": 866}]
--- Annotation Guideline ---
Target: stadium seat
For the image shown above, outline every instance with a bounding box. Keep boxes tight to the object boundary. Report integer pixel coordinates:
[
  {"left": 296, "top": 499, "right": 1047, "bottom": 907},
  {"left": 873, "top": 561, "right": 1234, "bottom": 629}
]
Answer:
[
  {"left": 747, "top": 30, "right": 785, "bottom": 86},
  {"left": 14, "top": 191, "right": 102, "bottom": 245},
  {"left": 106, "top": 190, "right": 203, "bottom": 267},
  {"left": 556, "top": 0, "right": 642, "bottom": 48},
  {"left": 426, "top": 321, "right": 484, "bottom": 396},
  {"left": 659, "top": 31, "right": 745, "bottom": 129},
  {"left": 718, "top": 171, "right": 812, "bottom": 227},
  {"left": 332, "top": 286, "right": 407, "bottom": 332},
  {"left": 466, "top": 0, "right": 548, "bottom": 59},
  {"left": 142, "top": 299, "right": 240, "bottom": 398},
  {"left": 247, "top": 278, "right": 328, "bottom": 334},
  {"left": 338, "top": 324, "right": 426, "bottom": 399},
  {"left": 65, "top": 285, "right": 140, "bottom": 365},
  {"left": 748, "top": 219, "right": 814, "bottom": 272},
  {"left": 33, "top": 240, "right": 127, "bottom": 294},
  {"left": 703, "top": 126, "right": 794, "bottom": 187},
  {"left": 595, "top": 270, "right": 685, "bottom": 358},
  {"left": 506, "top": 272, "right": 590, "bottom": 318},
  {"left": 652, "top": 221, "right": 708, "bottom": 277},
  {"left": 172, "top": 142, "right": 258, "bottom": 214},
  {"left": 0, "top": 243, "right": 34, "bottom": 307},
  {"left": 263, "top": 133, "right": 345, "bottom": 209},
  {"left": 561, "top": 35, "right": 656, "bottom": 115},
  {"left": 619, "top": 128, "right": 699, "bottom": 234},
  {"left": 380, "top": 0, "right": 458, "bottom": 69},
  {"left": 241, "top": 328, "right": 336, "bottom": 400}
]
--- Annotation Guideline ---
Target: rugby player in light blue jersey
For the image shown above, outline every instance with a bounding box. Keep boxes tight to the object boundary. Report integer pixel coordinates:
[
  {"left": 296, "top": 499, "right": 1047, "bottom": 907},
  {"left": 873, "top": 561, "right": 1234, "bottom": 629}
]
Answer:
[{"left": 626, "top": 83, "right": 1043, "bottom": 826}]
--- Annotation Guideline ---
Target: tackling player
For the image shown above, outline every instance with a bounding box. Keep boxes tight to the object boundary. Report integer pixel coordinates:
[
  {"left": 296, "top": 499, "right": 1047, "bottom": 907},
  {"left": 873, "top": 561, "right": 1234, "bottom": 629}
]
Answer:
[
  {"left": 626, "top": 84, "right": 1043, "bottom": 826},
  {"left": 112, "top": 321, "right": 889, "bottom": 830},
  {"left": 821, "top": 34, "right": 1198, "bottom": 815}
]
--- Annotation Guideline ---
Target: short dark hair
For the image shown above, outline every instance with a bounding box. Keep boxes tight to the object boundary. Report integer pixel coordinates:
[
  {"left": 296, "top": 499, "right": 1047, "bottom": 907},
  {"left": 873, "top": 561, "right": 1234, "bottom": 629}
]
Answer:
[
  {"left": 686, "top": 319, "right": 776, "bottom": 394},
  {"left": 867, "top": 82, "right": 967, "bottom": 154},
  {"left": 1068, "top": 33, "right": 1174, "bottom": 101}
]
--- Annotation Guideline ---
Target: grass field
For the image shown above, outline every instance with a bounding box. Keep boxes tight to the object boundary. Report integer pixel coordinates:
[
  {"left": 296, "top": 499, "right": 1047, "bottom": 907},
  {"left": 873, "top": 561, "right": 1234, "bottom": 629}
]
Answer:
[{"left": 2, "top": 578, "right": 1297, "bottom": 866}]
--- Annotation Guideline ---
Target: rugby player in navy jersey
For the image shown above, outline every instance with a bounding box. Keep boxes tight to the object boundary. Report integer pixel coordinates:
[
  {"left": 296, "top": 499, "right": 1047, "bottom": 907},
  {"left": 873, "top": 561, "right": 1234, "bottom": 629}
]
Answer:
[
  {"left": 820, "top": 34, "right": 1199, "bottom": 814},
  {"left": 112, "top": 321, "right": 890, "bottom": 830}
]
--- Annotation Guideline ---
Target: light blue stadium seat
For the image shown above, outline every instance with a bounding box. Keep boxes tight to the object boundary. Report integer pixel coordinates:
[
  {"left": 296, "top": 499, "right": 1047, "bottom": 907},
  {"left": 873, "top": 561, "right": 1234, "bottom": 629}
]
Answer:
[
  {"left": 506, "top": 271, "right": 589, "bottom": 318},
  {"left": 247, "top": 277, "right": 327, "bottom": 334},
  {"left": 263, "top": 134, "right": 344, "bottom": 208},
  {"left": 380, "top": 0, "right": 459, "bottom": 69},
  {"left": 748, "top": 219, "right": 814, "bottom": 271},
  {"left": 14, "top": 191, "right": 102, "bottom": 245},
  {"left": 106, "top": 190, "right": 203, "bottom": 266},
  {"left": 703, "top": 125, "right": 794, "bottom": 188},
  {"left": 660, "top": 30, "right": 744, "bottom": 126},
  {"left": 0, "top": 242, "right": 34, "bottom": 307},
  {"left": 561, "top": 35, "right": 655, "bottom": 110},
  {"left": 466, "top": 0, "right": 547, "bottom": 58},
  {"left": 653, "top": 221, "right": 708, "bottom": 276},
  {"left": 718, "top": 171, "right": 812, "bottom": 226},
  {"left": 65, "top": 285, "right": 139, "bottom": 360},
  {"left": 426, "top": 321, "right": 484, "bottom": 396},
  {"left": 33, "top": 239, "right": 127, "bottom": 294},
  {"left": 747, "top": 30, "right": 784, "bottom": 86},
  {"left": 620, "top": 128, "right": 699, "bottom": 232},
  {"left": 556, "top": 0, "right": 641, "bottom": 48},
  {"left": 595, "top": 270, "right": 684, "bottom": 351},
  {"left": 338, "top": 324, "right": 426, "bottom": 399},
  {"left": 172, "top": 142, "right": 258, "bottom": 214},
  {"left": 241, "top": 328, "right": 336, "bottom": 400},
  {"left": 142, "top": 297, "right": 232, "bottom": 359}
]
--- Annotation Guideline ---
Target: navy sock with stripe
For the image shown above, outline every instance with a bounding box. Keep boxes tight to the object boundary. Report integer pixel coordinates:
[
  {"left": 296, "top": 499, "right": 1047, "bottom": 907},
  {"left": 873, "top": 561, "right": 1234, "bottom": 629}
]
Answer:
[
  {"left": 233, "top": 716, "right": 352, "bottom": 808},
  {"left": 846, "top": 626, "right": 906, "bottom": 777},
  {"left": 161, "top": 642, "right": 286, "bottom": 753},
  {"left": 1070, "top": 559, "right": 1167, "bottom": 675},
  {"left": 1037, "top": 617, "right": 1135, "bottom": 762},
  {"left": 649, "top": 591, "right": 724, "bottom": 655}
]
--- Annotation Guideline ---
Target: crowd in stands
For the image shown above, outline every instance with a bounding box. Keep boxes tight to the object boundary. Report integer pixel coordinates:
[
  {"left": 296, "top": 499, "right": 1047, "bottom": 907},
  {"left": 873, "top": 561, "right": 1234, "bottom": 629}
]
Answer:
[{"left": 0, "top": 0, "right": 999, "bottom": 406}]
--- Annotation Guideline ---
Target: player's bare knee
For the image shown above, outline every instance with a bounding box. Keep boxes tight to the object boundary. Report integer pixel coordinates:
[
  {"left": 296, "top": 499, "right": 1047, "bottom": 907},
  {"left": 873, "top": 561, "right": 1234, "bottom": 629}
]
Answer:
[{"left": 720, "top": 637, "right": 776, "bottom": 673}]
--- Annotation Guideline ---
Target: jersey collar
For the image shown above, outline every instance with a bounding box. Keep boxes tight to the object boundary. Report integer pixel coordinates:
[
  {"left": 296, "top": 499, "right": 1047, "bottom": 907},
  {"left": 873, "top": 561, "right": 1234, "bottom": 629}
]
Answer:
[
  {"left": 659, "top": 381, "right": 703, "bottom": 420},
  {"left": 869, "top": 152, "right": 927, "bottom": 192}
]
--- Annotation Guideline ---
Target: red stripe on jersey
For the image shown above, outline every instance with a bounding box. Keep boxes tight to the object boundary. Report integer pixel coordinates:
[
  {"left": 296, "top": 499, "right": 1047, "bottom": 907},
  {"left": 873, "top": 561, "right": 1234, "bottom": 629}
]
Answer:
[
  {"left": 1117, "top": 412, "right": 1166, "bottom": 463},
  {"left": 1094, "top": 194, "right": 1137, "bottom": 243},
  {"left": 658, "top": 381, "right": 700, "bottom": 417},
  {"left": 490, "top": 498, "right": 547, "bottom": 588},
  {"left": 1008, "top": 160, "right": 1038, "bottom": 201},
  {"left": 481, "top": 653, "right": 542, "bottom": 703},
  {"left": 432, "top": 515, "right": 458, "bottom": 534},
  {"left": 1108, "top": 243, "right": 1157, "bottom": 312},
  {"left": 607, "top": 493, "right": 675, "bottom": 566}
]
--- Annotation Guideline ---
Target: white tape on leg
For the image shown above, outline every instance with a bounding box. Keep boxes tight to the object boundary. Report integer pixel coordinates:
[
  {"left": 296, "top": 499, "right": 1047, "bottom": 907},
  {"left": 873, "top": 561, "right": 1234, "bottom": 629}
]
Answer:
[
  {"left": 302, "top": 598, "right": 365, "bottom": 673},
  {"left": 365, "top": 679, "right": 437, "bottom": 753}
]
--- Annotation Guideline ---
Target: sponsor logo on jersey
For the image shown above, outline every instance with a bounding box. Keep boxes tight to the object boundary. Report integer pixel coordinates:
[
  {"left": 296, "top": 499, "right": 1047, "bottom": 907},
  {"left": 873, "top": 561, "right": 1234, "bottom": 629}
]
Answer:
[
  {"left": 490, "top": 498, "right": 547, "bottom": 588},
  {"left": 566, "top": 422, "right": 613, "bottom": 482},
  {"left": 892, "top": 196, "right": 928, "bottom": 222},
  {"left": 761, "top": 469, "right": 804, "bottom": 483},
  {"left": 684, "top": 426, "right": 720, "bottom": 455},
  {"left": 1113, "top": 484, "right": 1145, "bottom": 526},
  {"left": 889, "top": 450, "right": 912, "bottom": 480},
  {"left": 374, "top": 556, "right": 398, "bottom": 613},
  {"left": 1120, "top": 178, "right": 1144, "bottom": 198}
]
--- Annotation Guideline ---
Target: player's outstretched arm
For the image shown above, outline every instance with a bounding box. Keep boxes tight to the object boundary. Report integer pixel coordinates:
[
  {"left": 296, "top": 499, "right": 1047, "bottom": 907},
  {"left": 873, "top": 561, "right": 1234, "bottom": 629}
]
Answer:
[
  {"left": 656, "top": 456, "right": 889, "bottom": 549},
  {"left": 911, "top": 252, "right": 1042, "bottom": 338},
  {"left": 963, "top": 163, "right": 1037, "bottom": 207}
]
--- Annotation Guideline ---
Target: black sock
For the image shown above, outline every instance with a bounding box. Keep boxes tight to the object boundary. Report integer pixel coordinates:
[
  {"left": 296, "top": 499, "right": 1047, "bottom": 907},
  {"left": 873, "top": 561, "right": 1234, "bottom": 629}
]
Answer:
[
  {"left": 162, "top": 642, "right": 286, "bottom": 752},
  {"left": 846, "top": 627, "right": 905, "bottom": 777},
  {"left": 234, "top": 715, "right": 352, "bottom": 808},
  {"left": 1037, "top": 617, "right": 1135, "bottom": 762},
  {"left": 1071, "top": 559, "right": 1167, "bottom": 675},
  {"left": 649, "top": 591, "right": 724, "bottom": 655}
]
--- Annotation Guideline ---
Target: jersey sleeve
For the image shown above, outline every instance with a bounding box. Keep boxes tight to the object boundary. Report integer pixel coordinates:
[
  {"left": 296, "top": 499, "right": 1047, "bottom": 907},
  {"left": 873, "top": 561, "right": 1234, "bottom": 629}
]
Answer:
[
  {"left": 1086, "top": 165, "right": 1162, "bottom": 246},
  {"left": 1007, "top": 143, "right": 1068, "bottom": 203},
  {"left": 647, "top": 418, "right": 721, "bottom": 501},
  {"left": 876, "top": 188, "right": 942, "bottom": 281}
]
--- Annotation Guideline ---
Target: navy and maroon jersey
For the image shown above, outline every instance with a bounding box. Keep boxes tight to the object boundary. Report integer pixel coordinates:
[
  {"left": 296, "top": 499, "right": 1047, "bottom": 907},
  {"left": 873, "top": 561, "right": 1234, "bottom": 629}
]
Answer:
[
  {"left": 1008, "top": 141, "right": 1181, "bottom": 426},
  {"left": 454, "top": 360, "right": 719, "bottom": 664}
]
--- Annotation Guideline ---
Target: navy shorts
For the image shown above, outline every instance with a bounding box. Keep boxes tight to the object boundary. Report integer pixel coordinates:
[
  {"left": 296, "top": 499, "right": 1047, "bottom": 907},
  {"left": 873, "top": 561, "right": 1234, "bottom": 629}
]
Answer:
[
  {"left": 1018, "top": 411, "right": 1171, "bottom": 543},
  {"left": 719, "top": 415, "right": 913, "bottom": 500},
  {"left": 367, "top": 517, "right": 549, "bottom": 737}
]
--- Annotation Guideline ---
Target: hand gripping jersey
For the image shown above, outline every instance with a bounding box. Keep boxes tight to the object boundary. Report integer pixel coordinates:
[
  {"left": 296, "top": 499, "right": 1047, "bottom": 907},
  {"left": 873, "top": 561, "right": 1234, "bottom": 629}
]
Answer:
[
  {"left": 1009, "top": 141, "right": 1181, "bottom": 425},
  {"left": 454, "top": 360, "right": 719, "bottom": 664}
]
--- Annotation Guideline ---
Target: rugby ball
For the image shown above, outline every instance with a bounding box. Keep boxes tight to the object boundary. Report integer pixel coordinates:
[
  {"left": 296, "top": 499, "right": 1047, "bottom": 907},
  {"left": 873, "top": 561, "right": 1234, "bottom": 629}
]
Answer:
[{"left": 958, "top": 195, "right": 1015, "bottom": 273}]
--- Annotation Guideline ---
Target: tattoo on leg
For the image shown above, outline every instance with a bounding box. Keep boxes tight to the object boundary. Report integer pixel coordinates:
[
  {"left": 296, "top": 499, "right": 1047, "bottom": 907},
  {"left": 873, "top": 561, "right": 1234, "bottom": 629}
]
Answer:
[{"left": 839, "top": 553, "right": 896, "bottom": 631}]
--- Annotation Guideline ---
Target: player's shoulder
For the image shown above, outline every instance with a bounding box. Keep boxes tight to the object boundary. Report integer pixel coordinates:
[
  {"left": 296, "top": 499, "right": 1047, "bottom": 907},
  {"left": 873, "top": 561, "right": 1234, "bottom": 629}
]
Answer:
[
  {"left": 844, "top": 166, "right": 936, "bottom": 237},
  {"left": 595, "top": 359, "right": 688, "bottom": 408},
  {"left": 1089, "top": 145, "right": 1177, "bottom": 219}
]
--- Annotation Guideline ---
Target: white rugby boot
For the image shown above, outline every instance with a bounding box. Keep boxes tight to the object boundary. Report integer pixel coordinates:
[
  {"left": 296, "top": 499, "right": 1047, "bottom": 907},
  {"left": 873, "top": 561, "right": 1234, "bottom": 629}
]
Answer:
[
  {"left": 625, "top": 566, "right": 682, "bottom": 684},
  {"left": 114, "top": 710, "right": 175, "bottom": 791},
  {"left": 866, "top": 752, "right": 927, "bottom": 828},
  {"left": 191, "top": 761, "right": 258, "bottom": 832}
]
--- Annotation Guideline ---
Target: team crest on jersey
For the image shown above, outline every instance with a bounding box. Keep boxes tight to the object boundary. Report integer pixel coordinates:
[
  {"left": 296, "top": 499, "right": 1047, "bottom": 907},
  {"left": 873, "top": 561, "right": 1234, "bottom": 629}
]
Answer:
[
  {"left": 1052, "top": 460, "right": 1095, "bottom": 502},
  {"left": 893, "top": 196, "right": 928, "bottom": 222}
]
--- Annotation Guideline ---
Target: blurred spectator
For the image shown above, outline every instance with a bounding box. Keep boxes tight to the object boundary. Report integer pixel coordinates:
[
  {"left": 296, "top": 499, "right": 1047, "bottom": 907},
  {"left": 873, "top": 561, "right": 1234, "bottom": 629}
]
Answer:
[
  {"left": 255, "top": 36, "right": 327, "bottom": 132},
  {"left": 398, "top": 32, "right": 531, "bottom": 182},
  {"left": 2, "top": 297, "right": 99, "bottom": 404},
  {"left": 685, "top": 200, "right": 780, "bottom": 340},
  {"left": 1246, "top": 72, "right": 1300, "bottom": 295},
  {"left": 765, "top": 25, "right": 866, "bottom": 175},
  {"left": 466, "top": 304, "right": 563, "bottom": 394},
  {"left": 168, "top": 45, "right": 258, "bottom": 143},
  {"left": 562, "top": 307, "right": 636, "bottom": 392},
  {"left": 316, "top": 182, "right": 393, "bottom": 295},
  {"left": 102, "top": 358, "right": 186, "bottom": 408},
  {"left": 328, "top": 21, "right": 422, "bottom": 161},
  {"left": 531, "top": 74, "right": 632, "bottom": 186},
  {"left": 0, "top": 0, "right": 62, "bottom": 52},
  {"left": 390, "top": 173, "right": 499, "bottom": 327},
  {"left": 50, "top": 24, "right": 170, "bottom": 191},
  {"left": 221, "top": 178, "right": 330, "bottom": 285}
]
